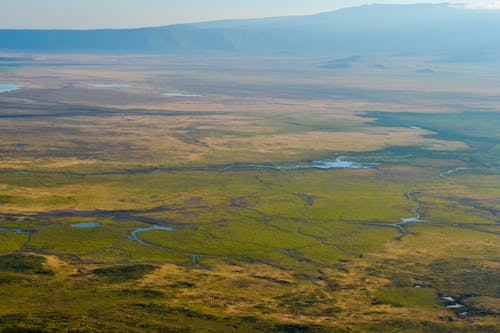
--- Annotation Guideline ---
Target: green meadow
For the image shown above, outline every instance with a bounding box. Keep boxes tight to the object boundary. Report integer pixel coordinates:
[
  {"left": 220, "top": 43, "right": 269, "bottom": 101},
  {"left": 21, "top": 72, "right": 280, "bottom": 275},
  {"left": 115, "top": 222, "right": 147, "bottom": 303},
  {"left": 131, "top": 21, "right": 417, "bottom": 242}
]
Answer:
[{"left": 0, "top": 55, "right": 498, "bottom": 332}]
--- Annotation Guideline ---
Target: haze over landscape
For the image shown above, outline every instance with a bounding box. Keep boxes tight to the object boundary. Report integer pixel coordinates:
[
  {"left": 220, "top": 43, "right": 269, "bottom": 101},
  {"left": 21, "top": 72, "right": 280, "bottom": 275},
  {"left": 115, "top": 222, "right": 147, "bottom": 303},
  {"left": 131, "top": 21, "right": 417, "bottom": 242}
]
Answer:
[
  {"left": 2, "top": 0, "right": 497, "bottom": 29},
  {"left": 0, "top": 1, "right": 498, "bottom": 332}
]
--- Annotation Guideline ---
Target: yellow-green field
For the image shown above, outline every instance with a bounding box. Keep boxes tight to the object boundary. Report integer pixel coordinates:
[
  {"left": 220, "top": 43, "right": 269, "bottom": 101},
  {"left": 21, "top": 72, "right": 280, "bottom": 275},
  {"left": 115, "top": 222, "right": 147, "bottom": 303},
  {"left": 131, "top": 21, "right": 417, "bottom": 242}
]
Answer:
[{"left": 0, "top": 54, "right": 498, "bottom": 332}]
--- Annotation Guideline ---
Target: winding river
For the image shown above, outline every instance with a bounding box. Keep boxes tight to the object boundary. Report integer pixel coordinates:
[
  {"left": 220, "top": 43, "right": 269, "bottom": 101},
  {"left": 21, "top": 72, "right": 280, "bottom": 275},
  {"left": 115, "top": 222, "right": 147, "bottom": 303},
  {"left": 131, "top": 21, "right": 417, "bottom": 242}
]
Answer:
[
  {"left": 130, "top": 225, "right": 198, "bottom": 264},
  {"left": 363, "top": 192, "right": 427, "bottom": 234},
  {"left": 215, "top": 156, "right": 373, "bottom": 171},
  {"left": 438, "top": 167, "right": 469, "bottom": 178},
  {"left": 3, "top": 156, "right": 374, "bottom": 177},
  {"left": 130, "top": 225, "right": 175, "bottom": 245}
]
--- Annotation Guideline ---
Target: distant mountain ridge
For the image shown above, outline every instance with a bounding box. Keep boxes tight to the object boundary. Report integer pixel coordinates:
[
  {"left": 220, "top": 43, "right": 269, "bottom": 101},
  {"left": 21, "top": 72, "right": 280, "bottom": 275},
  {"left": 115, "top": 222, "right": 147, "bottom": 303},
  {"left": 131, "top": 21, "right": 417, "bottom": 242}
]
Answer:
[{"left": 1, "top": 4, "right": 499, "bottom": 59}]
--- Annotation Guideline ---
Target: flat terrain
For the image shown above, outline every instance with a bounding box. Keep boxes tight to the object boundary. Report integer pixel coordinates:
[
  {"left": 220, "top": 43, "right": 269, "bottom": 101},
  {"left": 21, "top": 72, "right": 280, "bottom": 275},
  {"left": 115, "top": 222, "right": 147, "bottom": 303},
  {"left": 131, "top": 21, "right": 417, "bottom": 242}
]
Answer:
[{"left": 0, "top": 53, "right": 498, "bottom": 332}]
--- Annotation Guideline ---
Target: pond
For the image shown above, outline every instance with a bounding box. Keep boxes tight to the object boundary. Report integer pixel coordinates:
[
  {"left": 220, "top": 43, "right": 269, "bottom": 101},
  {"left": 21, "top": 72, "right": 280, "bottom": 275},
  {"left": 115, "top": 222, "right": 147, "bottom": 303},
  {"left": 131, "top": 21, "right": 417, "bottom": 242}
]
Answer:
[
  {"left": 0, "top": 84, "right": 21, "bottom": 93},
  {"left": 309, "top": 158, "right": 370, "bottom": 169},
  {"left": 71, "top": 222, "right": 100, "bottom": 228},
  {"left": 220, "top": 157, "right": 373, "bottom": 171}
]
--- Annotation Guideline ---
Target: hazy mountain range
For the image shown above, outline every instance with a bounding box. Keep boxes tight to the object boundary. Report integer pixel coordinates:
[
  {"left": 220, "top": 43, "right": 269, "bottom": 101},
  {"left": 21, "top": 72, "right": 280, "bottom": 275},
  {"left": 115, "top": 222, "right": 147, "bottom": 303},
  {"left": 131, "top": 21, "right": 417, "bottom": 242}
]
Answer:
[{"left": 1, "top": 4, "right": 499, "bottom": 60}]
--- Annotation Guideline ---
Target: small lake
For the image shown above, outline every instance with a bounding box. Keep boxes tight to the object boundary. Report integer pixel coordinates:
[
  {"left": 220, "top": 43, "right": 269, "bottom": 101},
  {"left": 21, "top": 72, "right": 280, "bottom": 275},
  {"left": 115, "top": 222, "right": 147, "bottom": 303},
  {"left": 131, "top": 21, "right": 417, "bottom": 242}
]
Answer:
[
  {"left": 400, "top": 216, "right": 422, "bottom": 223},
  {"left": 446, "top": 303, "right": 465, "bottom": 309},
  {"left": 442, "top": 296, "right": 464, "bottom": 309},
  {"left": 0, "top": 84, "right": 21, "bottom": 93},
  {"left": 163, "top": 93, "right": 203, "bottom": 97},
  {"left": 71, "top": 222, "right": 100, "bottom": 228},
  {"left": 221, "top": 157, "right": 372, "bottom": 171},
  {"left": 309, "top": 158, "right": 369, "bottom": 169},
  {"left": 94, "top": 84, "right": 131, "bottom": 88}
]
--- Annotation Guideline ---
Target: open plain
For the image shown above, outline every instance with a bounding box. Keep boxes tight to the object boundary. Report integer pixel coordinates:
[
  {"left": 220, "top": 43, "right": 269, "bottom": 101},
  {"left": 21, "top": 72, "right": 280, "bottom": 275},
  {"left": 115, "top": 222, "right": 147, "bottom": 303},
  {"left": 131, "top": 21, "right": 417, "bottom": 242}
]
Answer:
[{"left": 0, "top": 53, "right": 498, "bottom": 332}]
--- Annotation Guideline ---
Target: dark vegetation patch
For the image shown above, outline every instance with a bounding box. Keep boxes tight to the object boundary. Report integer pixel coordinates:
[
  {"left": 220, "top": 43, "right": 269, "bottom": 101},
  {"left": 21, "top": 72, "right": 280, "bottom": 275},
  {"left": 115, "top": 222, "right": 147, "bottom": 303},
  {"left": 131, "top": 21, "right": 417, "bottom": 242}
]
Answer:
[
  {"left": 0, "top": 299, "right": 332, "bottom": 332},
  {"left": 92, "top": 264, "right": 158, "bottom": 282},
  {"left": 251, "top": 274, "right": 291, "bottom": 285},
  {"left": 362, "top": 319, "right": 497, "bottom": 333},
  {"left": 350, "top": 145, "right": 466, "bottom": 164},
  {"left": 0, "top": 312, "right": 99, "bottom": 333},
  {"left": 274, "top": 323, "right": 333, "bottom": 333},
  {"left": 0, "top": 100, "right": 226, "bottom": 119},
  {"left": 274, "top": 291, "right": 337, "bottom": 315},
  {"left": 111, "top": 303, "right": 298, "bottom": 332},
  {"left": 368, "top": 258, "right": 499, "bottom": 297},
  {"left": 0, "top": 195, "right": 14, "bottom": 204},
  {"left": 458, "top": 198, "right": 499, "bottom": 216},
  {"left": 230, "top": 196, "right": 248, "bottom": 208},
  {"left": 428, "top": 258, "right": 499, "bottom": 297},
  {"left": 353, "top": 110, "right": 500, "bottom": 167},
  {"left": 169, "top": 281, "right": 195, "bottom": 288},
  {"left": 364, "top": 111, "right": 500, "bottom": 153},
  {"left": 0, "top": 274, "right": 29, "bottom": 285},
  {"left": 119, "top": 288, "right": 165, "bottom": 298},
  {"left": 0, "top": 253, "right": 52, "bottom": 275}
]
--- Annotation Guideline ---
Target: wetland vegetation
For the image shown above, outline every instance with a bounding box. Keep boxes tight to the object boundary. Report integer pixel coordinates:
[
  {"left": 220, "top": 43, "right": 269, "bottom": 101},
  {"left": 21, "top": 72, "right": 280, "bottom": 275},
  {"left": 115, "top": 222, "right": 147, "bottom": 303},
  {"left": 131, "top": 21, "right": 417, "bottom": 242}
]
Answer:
[{"left": 0, "top": 52, "right": 498, "bottom": 332}]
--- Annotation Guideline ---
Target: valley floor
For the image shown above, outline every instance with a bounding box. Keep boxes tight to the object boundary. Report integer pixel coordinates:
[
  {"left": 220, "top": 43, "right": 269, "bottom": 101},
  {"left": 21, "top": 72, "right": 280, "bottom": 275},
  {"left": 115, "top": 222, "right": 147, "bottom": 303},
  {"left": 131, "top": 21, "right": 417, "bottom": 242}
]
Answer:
[{"left": 0, "top": 54, "right": 498, "bottom": 332}]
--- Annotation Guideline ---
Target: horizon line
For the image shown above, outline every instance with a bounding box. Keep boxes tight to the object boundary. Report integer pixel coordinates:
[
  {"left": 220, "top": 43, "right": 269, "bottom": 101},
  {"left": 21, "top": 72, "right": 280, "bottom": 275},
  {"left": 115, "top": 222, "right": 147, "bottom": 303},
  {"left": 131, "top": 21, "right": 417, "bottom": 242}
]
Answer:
[{"left": 0, "top": 2, "right": 486, "bottom": 31}]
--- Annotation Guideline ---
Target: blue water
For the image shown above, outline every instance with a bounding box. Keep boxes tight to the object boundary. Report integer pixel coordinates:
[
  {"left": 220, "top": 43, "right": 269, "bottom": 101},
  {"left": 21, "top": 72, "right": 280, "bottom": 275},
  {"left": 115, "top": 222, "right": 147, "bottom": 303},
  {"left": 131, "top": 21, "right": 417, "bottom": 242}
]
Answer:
[
  {"left": 0, "top": 227, "right": 22, "bottom": 234},
  {"left": 309, "top": 158, "right": 369, "bottom": 169},
  {"left": 71, "top": 222, "right": 100, "bottom": 228},
  {"left": 0, "top": 84, "right": 21, "bottom": 93},
  {"left": 220, "top": 157, "right": 372, "bottom": 171},
  {"left": 131, "top": 225, "right": 175, "bottom": 243}
]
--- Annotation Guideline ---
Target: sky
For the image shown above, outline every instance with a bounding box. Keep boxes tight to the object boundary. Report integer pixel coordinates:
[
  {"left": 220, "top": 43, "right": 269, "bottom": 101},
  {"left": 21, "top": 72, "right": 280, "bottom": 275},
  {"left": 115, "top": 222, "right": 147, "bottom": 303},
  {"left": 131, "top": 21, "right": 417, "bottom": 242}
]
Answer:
[{"left": 1, "top": 0, "right": 499, "bottom": 29}]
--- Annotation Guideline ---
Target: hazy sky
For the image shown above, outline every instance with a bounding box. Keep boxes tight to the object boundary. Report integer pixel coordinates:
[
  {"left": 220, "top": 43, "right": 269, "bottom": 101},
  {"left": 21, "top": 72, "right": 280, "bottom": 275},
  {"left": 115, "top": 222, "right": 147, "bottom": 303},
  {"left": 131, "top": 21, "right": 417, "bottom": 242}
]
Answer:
[{"left": 1, "top": 0, "right": 498, "bottom": 29}]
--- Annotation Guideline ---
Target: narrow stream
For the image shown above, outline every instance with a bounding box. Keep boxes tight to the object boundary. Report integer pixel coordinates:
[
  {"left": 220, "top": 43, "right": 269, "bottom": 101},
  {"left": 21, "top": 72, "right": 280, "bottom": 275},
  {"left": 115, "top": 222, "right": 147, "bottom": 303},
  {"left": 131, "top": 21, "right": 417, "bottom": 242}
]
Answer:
[
  {"left": 130, "top": 225, "right": 176, "bottom": 245},
  {"left": 218, "top": 156, "right": 373, "bottom": 171},
  {"left": 363, "top": 192, "right": 427, "bottom": 234},
  {"left": 3, "top": 156, "right": 374, "bottom": 177},
  {"left": 0, "top": 226, "right": 33, "bottom": 250},
  {"left": 0, "top": 227, "right": 23, "bottom": 233},
  {"left": 129, "top": 225, "right": 202, "bottom": 265},
  {"left": 438, "top": 167, "right": 469, "bottom": 178}
]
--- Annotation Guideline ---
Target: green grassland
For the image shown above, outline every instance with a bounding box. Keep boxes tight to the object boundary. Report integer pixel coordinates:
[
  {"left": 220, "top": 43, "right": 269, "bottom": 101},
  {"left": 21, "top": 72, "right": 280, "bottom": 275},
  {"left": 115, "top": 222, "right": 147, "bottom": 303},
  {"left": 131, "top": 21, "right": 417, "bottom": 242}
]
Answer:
[
  {"left": 0, "top": 231, "right": 26, "bottom": 253},
  {"left": 0, "top": 55, "right": 498, "bottom": 332}
]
